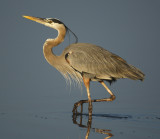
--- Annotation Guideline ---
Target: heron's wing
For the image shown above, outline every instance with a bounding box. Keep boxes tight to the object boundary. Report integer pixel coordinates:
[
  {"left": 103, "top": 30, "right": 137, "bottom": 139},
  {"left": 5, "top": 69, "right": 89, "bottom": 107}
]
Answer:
[{"left": 64, "top": 43, "right": 129, "bottom": 80}]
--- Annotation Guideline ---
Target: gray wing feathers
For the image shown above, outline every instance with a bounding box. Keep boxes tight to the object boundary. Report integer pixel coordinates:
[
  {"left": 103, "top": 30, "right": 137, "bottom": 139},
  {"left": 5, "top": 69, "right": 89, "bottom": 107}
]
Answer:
[{"left": 64, "top": 43, "right": 144, "bottom": 80}]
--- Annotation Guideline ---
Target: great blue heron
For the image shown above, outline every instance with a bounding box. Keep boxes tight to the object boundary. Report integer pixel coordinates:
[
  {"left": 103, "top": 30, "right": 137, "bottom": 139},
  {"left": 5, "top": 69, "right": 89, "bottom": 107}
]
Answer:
[{"left": 23, "top": 15, "right": 145, "bottom": 115}]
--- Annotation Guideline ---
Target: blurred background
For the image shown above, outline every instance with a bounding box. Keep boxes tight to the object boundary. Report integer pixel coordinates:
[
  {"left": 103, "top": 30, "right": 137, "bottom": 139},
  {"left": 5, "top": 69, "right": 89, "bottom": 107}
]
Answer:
[{"left": 0, "top": 0, "right": 160, "bottom": 139}]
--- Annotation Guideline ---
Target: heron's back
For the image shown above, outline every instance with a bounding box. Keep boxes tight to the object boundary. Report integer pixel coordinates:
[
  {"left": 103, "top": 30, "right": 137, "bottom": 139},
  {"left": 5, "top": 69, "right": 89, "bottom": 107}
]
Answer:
[{"left": 63, "top": 43, "right": 145, "bottom": 82}]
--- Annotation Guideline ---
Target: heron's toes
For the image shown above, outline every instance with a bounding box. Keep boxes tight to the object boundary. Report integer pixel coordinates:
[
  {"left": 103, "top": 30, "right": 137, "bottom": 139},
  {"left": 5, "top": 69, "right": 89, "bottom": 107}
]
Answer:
[{"left": 72, "top": 100, "right": 83, "bottom": 113}]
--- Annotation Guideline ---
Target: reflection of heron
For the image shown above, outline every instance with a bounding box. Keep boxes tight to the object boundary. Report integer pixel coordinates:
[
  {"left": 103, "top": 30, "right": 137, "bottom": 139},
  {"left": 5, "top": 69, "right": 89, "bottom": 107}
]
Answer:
[
  {"left": 72, "top": 112, "right": 113, "bottom": 139},
  {"left": 23, "top": 16, "right": 145, "bottom": 115}
]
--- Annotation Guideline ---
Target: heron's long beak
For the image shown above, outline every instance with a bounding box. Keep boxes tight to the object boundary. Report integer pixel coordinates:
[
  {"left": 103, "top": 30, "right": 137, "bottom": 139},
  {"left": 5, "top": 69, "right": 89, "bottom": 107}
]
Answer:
[{"left": 23, "top": 15, "right": 46, "bottom": 25}]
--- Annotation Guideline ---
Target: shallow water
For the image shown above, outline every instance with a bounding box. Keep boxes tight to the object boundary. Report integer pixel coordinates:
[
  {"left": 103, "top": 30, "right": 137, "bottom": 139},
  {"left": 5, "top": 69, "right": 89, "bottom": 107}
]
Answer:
[{"left": 1, "top": 103, "right": 160, "bottom": 139}]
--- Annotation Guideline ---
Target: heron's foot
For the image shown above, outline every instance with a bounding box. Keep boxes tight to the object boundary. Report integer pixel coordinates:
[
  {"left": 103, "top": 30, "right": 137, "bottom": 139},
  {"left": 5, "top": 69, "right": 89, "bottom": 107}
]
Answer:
[
  {"left": 72, "top": 100, "right": 88, "bottom": 114},
  {"left": 72, "top": 95, "right": 115, "bottom": 114},
  {"left": 92, "top": 95, "right": 116, "bottom": 103}
]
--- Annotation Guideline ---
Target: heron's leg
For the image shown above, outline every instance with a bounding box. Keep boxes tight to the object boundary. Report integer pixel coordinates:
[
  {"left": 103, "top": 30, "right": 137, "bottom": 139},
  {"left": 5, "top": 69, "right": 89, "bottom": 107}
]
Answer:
[
  {"left": 99, "top": 81, "right": 115, "bottom": 99},
  {"left": 72, "top": 77, "right": 92, "bottom": 114},
  {"left": 72, "top": 81, "right": 115, "bottom": 113},
  {"left": 83, "top": 77, "right": 92, "bottom": 115},
  {"left": 74, "top": 81, "right": 116, "bottom": 105}
]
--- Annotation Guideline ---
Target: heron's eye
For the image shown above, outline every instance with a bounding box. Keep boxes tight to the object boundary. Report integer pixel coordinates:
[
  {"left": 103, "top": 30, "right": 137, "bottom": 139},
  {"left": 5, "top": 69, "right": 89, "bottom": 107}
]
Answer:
[
  {"left": 45, "top": 19, "right": 52, "bottom": 24},
  {"left": 47, "top": 20, "right": 52, "bottom": 24}
]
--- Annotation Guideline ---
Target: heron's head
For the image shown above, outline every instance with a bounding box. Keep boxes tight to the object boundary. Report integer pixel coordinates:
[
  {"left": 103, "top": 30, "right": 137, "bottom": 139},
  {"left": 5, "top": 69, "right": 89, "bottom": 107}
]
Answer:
[
  {"left": 23, "top": 15, "right": 78, "bottom": 43},
  {"left": 23, "top": 15, "right": 66, "bottom": 31}
]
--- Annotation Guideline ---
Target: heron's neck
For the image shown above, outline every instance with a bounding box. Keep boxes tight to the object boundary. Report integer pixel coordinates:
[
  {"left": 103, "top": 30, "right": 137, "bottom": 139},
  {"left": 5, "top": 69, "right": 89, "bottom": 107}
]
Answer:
[{"left": 43, "top": 27, "right": 66, "bottom": 66}]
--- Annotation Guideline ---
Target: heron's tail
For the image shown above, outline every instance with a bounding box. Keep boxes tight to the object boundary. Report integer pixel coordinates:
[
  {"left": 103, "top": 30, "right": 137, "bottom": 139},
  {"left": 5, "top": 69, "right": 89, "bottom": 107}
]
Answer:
[{"left": 125, "top": 65, "right": 145, "bottom": 81}]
